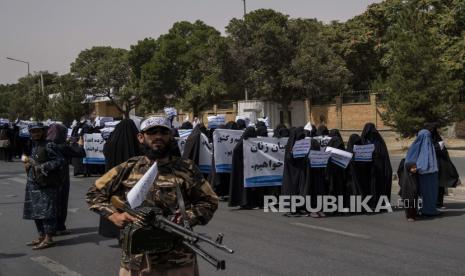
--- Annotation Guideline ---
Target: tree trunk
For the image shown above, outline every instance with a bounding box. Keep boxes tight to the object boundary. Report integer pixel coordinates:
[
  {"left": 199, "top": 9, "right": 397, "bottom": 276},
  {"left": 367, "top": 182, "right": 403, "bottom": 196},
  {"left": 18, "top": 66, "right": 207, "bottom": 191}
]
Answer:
[{"left": 281, "top": 101, "right": 291, "bottom": 127}]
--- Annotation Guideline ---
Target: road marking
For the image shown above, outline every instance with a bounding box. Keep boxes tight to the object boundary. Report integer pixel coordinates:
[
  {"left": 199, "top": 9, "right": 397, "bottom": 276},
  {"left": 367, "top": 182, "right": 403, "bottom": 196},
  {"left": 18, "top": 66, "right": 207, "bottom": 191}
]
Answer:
[
  {"left": 291, "top": 222, "right": 371, "bottom": 239},
  {"left": 445, "top": 197, "right": 465, "bottom": 203},
  {"left": 4, "top": 194, "right": 18, "bottom": 198},
  {"left": 30, "top": 256, "right": 81, "bottom": 276},
  {"left": 6, "top": 177, "right": 26, "bottom": 185},
  {"left": 68, "top": 208, "right": 79, "bottom": 213}
]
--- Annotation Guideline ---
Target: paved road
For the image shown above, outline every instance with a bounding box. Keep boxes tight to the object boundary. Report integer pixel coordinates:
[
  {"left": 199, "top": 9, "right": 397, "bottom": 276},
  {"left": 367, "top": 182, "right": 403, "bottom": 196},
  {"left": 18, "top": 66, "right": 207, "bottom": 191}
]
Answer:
[{"left": 1, "top": 160, "right": 465, "bottom": 276}]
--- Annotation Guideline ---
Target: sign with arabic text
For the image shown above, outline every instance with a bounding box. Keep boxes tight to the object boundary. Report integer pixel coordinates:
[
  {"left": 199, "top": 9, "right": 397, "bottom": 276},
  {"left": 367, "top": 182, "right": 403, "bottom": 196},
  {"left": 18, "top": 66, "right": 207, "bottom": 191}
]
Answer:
[{"left": 243, "top": 137, "right": 288, "bottom": 187}]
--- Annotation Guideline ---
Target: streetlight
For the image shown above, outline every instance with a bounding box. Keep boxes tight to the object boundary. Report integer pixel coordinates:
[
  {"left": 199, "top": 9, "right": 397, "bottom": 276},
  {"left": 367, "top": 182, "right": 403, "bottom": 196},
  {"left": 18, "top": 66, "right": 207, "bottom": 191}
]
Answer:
[
  {"left": 242, "top": 0, "right": 248, "bottom": 100},
  {"left": 6, "top": 57, "right": 30, "bottom": 75}
]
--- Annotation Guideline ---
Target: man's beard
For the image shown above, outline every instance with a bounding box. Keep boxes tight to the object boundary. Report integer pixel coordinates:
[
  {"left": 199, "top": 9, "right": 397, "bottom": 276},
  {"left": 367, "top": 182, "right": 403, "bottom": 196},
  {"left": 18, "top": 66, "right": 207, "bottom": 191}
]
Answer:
[{"left": 144, "top": 143, "right": 170, "bottom": 160}]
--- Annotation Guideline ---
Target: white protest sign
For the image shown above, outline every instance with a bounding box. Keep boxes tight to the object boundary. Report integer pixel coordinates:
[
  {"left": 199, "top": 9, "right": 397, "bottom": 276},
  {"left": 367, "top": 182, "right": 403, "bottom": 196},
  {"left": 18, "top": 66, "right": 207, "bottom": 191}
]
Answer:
[
  {"left": 314, "top": 136, "right": 332, "bottom": 148},
  {"left": 208, "top": 115, "right": 226, "bottom": 129},
  {"left": 199, "top": 133, "right": 213, "bottom": 174},
  {"left": 292, "top": 138, "right": 311, "bottom": 158},
  {"left": 213, "top": 129, "right": 244, "bottom": 173},
  {"left": 309, "top": 150, "right": 332, "bottom": 168},
  {"left": 325, "top": 146, "right": 353, "bottom": 169},
  {"left": 83, "top": 133, "right": 106, "bottom": 164},
  {"left": 243, "top": 137, "right": 288, "bottom": 187},
  {"left": 178, "top": 129, "right": 193, "bottom": 139},
  {"left": 127, "top": 162, "right": 158, "bottom": 209},
  {"left": 353, "top": 144, "right": 375, "bottom": 162},
  {"left": 176, "top": 137, "right": 187, "bottom": 156},
  {"left": 164, "top": 107, "right": 178, "bottom": 118}
]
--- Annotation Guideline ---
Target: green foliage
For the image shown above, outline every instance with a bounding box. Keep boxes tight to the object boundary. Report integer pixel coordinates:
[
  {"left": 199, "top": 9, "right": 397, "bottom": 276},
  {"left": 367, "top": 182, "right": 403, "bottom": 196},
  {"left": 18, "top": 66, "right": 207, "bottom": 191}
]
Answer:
[
  {"left": 379, "top": 0, "right": 463, "bottom": 136},
  {"left": 44, "top": 74, "right": 87, "bottom": 125},
  {"left": 71, "top": 46, "right": 134, "bottom": 118},
  {"left": 140, "top": 20, "right": 226, "bottom": 116}
]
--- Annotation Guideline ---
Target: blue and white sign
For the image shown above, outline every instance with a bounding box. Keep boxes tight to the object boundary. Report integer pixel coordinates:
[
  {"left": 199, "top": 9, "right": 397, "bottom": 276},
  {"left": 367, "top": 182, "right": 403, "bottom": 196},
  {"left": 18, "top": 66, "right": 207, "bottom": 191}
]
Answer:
[
  {"left": 199, "top": 133, "right": 213, "bottom": 174},
  {"left": 208, "top": 115, "right": 226, "bottom": 129},
  {"left": 325, "top": 147, "right": 353, "bottom": 169},
  {"left": 292, "top": 138, "right": 311, "bottom": 158},
  {"left": 243, "top": 137, "right": 288, "bottom": 188},
  {"left": 213, "top": 129, "right": 243, "bottom": 173},
  {"left": 353, "top": 144, "right": 375, "bottom": 162},
  {"left": 309, "top": 150, "right": 331, "bottom": 168},
  {"left": 83, "top": 133, "right": 105, "bottom": 164}
]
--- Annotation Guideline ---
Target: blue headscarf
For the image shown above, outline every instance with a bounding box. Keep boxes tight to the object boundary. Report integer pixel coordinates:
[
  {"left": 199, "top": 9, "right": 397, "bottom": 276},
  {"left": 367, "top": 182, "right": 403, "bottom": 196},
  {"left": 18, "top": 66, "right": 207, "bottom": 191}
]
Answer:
[{"left": 405, "top": 129, "right": 438, "bottom": 174}]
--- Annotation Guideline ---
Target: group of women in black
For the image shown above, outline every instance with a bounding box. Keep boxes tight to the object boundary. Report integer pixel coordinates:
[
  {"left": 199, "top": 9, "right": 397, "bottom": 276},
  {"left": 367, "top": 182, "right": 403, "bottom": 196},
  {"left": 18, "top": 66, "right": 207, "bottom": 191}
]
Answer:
[{"left": 280, "top": 122, "right": 393, "bottom": 217}]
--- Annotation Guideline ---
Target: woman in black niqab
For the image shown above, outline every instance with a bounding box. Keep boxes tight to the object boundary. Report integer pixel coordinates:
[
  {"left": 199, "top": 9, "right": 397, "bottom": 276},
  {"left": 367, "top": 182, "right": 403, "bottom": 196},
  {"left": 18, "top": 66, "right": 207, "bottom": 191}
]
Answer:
[
  {"left": 281, "top": 127, "right": 308, "bottom": 214},
  {"left": 103, "top": 119, "right": 141, "bottom": 172},
  {"left": 229, "top": 127, "right": 261, "bottom": 208},
  {"left": 425, "top": 123, "right": 460, "bottom": 207},
  {"left": 100, "top": 119, "right": 140, "bottom": 238},
  {"left": 326, "top": 129, "right": 346, "bottom": 211},
  {"left": 360, "top": 123, "right": 392, "bottom": 208},
  {"left": 346, "top": 134, "right": 363, "bottom": 198}
]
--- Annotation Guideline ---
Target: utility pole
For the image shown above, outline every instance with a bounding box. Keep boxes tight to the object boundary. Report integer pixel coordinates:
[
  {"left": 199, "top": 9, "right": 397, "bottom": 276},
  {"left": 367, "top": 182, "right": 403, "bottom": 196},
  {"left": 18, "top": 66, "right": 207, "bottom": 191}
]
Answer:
[{"left": 242, "top": 0, "right": 248, "bottom": 101}]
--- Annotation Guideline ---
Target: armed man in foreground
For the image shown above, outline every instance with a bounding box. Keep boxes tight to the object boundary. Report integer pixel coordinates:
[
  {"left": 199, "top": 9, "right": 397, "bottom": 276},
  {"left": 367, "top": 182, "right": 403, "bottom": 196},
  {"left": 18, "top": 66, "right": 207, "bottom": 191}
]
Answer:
[{"left": 86, "top": 116, "right": 219, "bottom": 276}]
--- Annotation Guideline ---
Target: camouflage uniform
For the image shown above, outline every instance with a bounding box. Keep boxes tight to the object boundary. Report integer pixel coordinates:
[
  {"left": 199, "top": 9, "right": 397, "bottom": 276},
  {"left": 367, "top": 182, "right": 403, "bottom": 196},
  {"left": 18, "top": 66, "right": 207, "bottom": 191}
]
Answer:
[{"left": 86, "top": 155, "right": 219, "bottom": 271}]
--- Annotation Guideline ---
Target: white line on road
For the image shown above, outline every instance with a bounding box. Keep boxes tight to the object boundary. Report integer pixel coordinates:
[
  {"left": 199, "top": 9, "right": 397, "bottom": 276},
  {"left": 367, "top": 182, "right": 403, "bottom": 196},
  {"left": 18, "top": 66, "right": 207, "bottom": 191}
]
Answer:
[
  {"left": 30, "top": 256, "right": 81, "bottom": 276},
  {"left": 5, "top": 176, "right": 26, "bottom": 185},
  {"left": 291, "top": 222, "right": 371, "bottom": 239},
  {"left": 68, "top": 208, "right": 79, "bottom": 213}
]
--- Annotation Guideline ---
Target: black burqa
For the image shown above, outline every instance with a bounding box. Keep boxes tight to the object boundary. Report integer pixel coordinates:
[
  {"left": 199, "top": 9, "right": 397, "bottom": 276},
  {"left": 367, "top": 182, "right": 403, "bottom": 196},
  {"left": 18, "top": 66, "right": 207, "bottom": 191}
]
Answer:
[
  {"left": 103, "top": 119, "right": 141, "bottom": 172},
  {"left": 326, "top": 130, "right": 347, "bottom": 204},
  {"left": 345, "top": 134, "right": 363, "bottom": 197},
  {"left": 360, "top": 123, "right": 392, "bottom": 207},
  {"left": 281, "top": 127, "right": 308, "bottom": 197},
  {"left": 182, "top": 123, "right": 207, "bottom": 164},
  {"left": 428, "top": 125, "right": 460, "bottom": 206},
  {"left": 273, "top": 124, "right": 289, "bottom": 138},
  {"left": 236, "top": 119, "right": 247, "bottom": 130},
  {"left": 47, "top": 123, "right": 85, "bottom": 232},
  {"left": 397, "top": 159, "right": 419, "bottom": 219},
  {"left": 209, "top": 122, "right": 238, "bottom": 198},
  {"left": 305, "top": 138, "right": 327, "bottom": 208},
  {"left": 229, "top": 127, "right": 262, "bottom": 208},
  {"left": 316, "top": 125, "right": 329, "bottom": 136},
  {"left": 101, "top": 119, "right": 141, "bottom": 238}
]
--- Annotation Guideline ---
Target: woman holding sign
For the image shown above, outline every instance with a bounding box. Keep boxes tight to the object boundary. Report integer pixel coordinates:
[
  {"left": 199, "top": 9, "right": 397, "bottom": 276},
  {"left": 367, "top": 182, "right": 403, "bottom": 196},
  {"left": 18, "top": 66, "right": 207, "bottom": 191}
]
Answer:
[{"left": 360, "top": 123, "right": 392, "bottom": 209}]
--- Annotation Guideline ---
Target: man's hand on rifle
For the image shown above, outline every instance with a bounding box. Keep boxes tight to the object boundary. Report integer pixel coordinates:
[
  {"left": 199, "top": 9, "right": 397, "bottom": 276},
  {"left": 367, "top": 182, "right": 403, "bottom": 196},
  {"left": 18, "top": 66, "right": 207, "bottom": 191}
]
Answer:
[
  {"left": 172, "top": 210, "right": 196, "bottom": 226},
  {"left": 108, "top": 212, "right": 138, "bottom": 228}
]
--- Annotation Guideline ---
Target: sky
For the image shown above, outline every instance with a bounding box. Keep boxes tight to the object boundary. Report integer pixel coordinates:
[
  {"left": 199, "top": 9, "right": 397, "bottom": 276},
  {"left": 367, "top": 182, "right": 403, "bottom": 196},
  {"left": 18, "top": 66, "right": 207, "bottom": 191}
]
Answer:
[{"left": 0, "top": 0, "right": 382, "bottom": 84}]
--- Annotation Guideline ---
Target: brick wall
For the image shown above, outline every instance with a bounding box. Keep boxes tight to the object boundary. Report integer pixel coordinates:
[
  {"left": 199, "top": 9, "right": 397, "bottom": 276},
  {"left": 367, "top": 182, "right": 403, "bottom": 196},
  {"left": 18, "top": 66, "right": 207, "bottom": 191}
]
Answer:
[{"left": 310, "top": 104, "right": 338, "bottom": 128}]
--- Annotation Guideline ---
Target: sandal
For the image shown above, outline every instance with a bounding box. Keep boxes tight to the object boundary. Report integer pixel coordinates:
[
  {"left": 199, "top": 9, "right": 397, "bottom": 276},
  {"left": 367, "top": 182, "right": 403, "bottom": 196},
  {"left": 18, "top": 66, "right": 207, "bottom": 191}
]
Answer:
[
  {"left": 32, "top": 240, "right": 55, "bottom": 250},
  {"left": 26, "top": 237, "right": 44, "bottom": 246}
]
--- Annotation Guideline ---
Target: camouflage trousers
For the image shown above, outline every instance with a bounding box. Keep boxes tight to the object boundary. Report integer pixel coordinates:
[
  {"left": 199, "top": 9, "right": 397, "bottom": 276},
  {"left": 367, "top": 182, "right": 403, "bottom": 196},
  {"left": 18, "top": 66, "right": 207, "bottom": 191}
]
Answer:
[{"left": 119, "top": 256, "right": 198, "bottom": 276}]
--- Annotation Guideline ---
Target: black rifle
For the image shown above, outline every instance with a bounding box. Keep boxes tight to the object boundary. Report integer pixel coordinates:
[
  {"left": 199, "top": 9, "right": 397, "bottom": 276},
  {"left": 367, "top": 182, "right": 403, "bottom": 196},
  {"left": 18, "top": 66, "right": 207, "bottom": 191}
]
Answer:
[{"left": 111, "top": 196, "right": 234, "bottom": 270}]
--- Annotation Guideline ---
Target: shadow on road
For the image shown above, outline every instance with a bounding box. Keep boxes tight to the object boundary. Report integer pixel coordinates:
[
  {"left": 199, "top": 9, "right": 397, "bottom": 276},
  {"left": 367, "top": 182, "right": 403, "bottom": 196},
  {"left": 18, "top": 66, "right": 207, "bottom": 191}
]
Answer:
[
  {"left": 65, "top": 226, "right": 99, "bottom": 235},
  {"left": 55, "top": 233, "right": 114, "bottom": 247},
  {"left": 0, "top": 253, "right": 27, "bottom": 259}
]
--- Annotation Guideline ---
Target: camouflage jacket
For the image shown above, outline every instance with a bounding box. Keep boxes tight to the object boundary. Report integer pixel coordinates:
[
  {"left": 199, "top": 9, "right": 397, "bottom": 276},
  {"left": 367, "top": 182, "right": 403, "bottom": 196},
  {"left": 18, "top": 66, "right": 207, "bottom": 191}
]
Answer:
[{"left": 86, "top": 155, "right": 219, "bottom": 270}]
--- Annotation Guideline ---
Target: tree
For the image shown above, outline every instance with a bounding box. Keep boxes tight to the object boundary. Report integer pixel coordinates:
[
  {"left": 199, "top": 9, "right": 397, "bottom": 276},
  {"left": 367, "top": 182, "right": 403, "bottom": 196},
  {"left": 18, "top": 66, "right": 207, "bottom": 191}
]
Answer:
[
  {"left": 140, "top": 21, "right": 227, "bottom": 116},
  {"left": 292, "top": 33, "right": 351, "bottom": 101},
  {"left": 226, "top": 9, "right": 299, "bottom": 125},
  {"left": 379, "top": 1, "right": 463, "bottom": 136},
  {"left": 45, "top": 74, "right": 87, "bottom": 125},
  {"left": 70, "top": 46, "right": 135, "bottom": 118}
]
